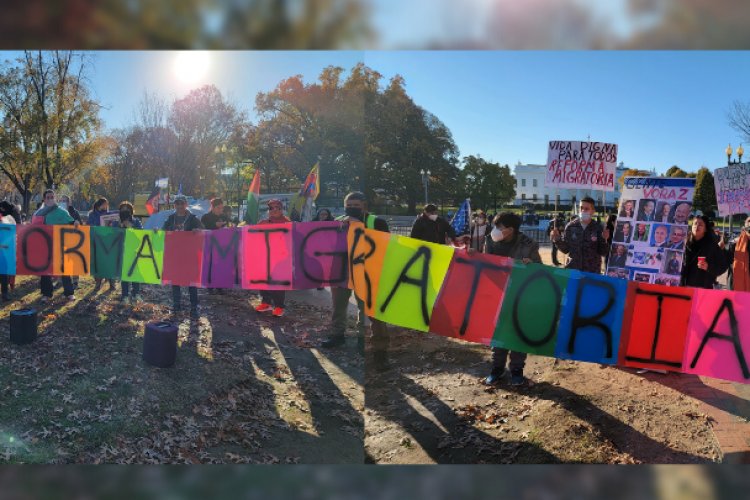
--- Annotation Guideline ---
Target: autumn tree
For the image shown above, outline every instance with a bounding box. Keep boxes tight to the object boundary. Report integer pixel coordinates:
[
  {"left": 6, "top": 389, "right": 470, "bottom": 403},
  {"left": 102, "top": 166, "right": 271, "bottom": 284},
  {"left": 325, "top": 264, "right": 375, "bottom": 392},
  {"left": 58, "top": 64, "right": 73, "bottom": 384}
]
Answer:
[
  {"left": 0, "top": 50, "right": 103, "bottom": 214},
  {"left": 664, "top": 165, "right": 689, "bottom": 177},
  {"left": 169, "top": 85, "right": 245, "bottom": 196}
]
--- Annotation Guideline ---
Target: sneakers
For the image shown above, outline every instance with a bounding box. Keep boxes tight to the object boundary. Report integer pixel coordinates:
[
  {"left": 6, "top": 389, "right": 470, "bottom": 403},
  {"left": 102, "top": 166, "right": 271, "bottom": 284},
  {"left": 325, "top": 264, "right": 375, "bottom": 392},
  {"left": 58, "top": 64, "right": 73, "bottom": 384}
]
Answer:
[
  {"left": 483, "top": 368, "right": 506, "bottom": 386},
  {"left": 272, "top": 307, "right": 285, "bottom": 317},
  {"left": 321, "top": 335, "right": 346, "bottom": 348},
  {"left": 66, "top": 294, "right": 76, "bottom": 302},
  {"left": 255, "top": 303, "right": 272, "bottom": 313},
  {"left": 510, "top": 369, "right": 526, "bottom": 386}
]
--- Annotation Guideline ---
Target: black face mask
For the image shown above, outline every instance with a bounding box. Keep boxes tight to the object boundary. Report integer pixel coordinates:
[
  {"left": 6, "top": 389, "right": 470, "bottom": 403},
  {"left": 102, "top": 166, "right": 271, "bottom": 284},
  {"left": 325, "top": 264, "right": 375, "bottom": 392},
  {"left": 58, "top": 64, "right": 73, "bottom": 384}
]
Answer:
[
  {"left": 120, "top": 210, "right": 132, "bottom": 221},
  {"left": 345, "top": 207, "right": 364, "bottom": 220}
]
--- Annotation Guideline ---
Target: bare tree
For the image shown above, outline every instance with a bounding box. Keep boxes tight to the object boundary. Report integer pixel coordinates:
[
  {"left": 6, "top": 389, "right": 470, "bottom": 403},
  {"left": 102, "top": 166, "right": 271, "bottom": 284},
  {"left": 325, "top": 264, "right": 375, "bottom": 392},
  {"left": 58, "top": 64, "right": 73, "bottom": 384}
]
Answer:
[{"left": 727, "top": 100, "right": 750, "bottom": 143}]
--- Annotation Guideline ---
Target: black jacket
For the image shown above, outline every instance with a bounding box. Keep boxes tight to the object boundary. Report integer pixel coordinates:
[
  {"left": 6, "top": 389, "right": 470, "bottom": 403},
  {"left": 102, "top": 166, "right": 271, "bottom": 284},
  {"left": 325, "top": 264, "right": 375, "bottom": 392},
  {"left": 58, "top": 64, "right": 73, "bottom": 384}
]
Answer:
[
  {"left": 163, "top": 211, "right": 203, "bottom": 231},
  {"left": 485, "top": 232, "right": 542, "bottom": 263},
  {"left": 410, "top": 214, "right": 456, "bottom": 244},
  {"left": 681, "top": 233, "right": 727, "bottom": 289}
]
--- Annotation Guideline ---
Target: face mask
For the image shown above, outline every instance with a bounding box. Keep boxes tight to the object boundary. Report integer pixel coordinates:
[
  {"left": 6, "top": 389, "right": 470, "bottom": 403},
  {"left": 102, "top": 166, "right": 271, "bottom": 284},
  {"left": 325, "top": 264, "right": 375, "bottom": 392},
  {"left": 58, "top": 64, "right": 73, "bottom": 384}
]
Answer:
[
  {"left": 580, "top": 212, "right": 592, "bottom": 222},
  {"left": 345, "top": 207, "right": 363, "bottom": 220},
  {"left": 428, "top": 214, "right": 438, "bottom": 221},
  {"left": 490, "top": 227, "right": 505, "bottom": 242},
  {"left": 744, "top": 225, "right": 750, "bottom": 234},
  {"left": 58, "top": 202, "right": 67, "bottom": 210},
  {"left": 120, "top": 210, "right": 132, "bottom": 221}
]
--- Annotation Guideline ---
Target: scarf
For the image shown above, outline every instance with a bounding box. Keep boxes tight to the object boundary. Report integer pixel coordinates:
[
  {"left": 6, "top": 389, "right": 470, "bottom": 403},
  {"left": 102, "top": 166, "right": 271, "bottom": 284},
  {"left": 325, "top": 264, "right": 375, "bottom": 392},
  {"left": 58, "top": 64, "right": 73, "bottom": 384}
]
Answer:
[{"left": 733, "top": 231, "right": 750, "bottom": 292}]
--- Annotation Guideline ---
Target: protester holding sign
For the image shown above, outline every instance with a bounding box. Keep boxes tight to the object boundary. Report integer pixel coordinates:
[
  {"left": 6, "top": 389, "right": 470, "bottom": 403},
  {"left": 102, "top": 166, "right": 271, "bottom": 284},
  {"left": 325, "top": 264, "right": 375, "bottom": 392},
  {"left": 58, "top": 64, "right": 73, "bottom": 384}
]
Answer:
[
  {"left": 163, "top": 194, "right": 203, "bottom": 317},
  {"left": 254, "top": 199, "right": 292, "bottom": 317},
  {"left": 550, "top": 196, "right": 610, "bottom": 273},
  {"left": 87, "top": 197, "right": 117, "bottom": 292},
  {"left": 0, "top": 201, "right": 18, "bottom": 301},
  {"left": 113, "top": 201, "right": 143, "bottom": 302},
  {"left": 34, "top": 189, "right": 78, "bottom": 302},
  {"left": 681, "top": 215, "right": 727, "bottom": 289},
  {"left": 723, "top": 215, "right": 750, "bottom": 292},
  {"left": 322, "top": 192, "right": 390, "bottom": 367},
  {"left": 482, "top": 212, "right": 541, "bottom": 386}
]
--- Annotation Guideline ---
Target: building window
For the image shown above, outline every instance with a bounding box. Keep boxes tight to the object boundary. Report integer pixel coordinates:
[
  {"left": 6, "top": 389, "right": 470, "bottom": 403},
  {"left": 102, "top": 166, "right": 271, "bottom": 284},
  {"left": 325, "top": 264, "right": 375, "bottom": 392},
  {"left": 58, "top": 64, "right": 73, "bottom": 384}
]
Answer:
[
  {"left": 521, "top": 193, "right": 526, "bottom": 200},
  {"left": 556, "top": 194, "right": 560, "bottom": 206},
  {"left": 544, "top": 194, "right": 549, "bottom": 205},
  {"left": 532, "top": 179, "right": 537, "bottom": 187},
  {"left": 532, "top": 194, "right": 538, "bottom": 202},
  {"left": 521, "top": 179, "right": 526, "bottom": 187}
]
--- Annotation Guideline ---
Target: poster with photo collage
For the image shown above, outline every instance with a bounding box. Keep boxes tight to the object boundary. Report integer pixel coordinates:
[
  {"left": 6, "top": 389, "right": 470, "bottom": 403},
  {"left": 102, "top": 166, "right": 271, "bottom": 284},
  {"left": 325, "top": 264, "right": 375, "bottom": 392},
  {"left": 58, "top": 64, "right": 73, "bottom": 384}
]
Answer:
[{"left": 606, "top": 177, "right": 695, "bottom": 285}]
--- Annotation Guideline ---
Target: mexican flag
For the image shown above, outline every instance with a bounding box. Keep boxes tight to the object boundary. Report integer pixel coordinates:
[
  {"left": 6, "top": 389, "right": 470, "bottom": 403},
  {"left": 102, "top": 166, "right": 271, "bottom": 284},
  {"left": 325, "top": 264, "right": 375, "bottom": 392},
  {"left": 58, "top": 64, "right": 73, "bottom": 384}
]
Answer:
[{"left": 244, "top": 169, "right": 261, "bottom": 224}]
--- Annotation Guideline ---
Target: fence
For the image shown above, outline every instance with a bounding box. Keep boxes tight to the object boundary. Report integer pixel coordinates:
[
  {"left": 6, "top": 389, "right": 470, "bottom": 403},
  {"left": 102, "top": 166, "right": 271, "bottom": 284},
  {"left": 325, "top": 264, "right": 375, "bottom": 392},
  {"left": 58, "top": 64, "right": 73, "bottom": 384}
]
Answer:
[{"left": 387, "top": 224, "right": 552, "bottom": 246}]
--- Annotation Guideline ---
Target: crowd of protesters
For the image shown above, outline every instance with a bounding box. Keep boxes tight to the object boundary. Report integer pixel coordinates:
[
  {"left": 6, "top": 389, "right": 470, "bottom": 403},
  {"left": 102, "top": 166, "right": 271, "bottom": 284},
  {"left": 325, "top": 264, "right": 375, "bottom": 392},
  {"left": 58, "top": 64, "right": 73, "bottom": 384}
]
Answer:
[{"left": 3, "top": 187, "right": 748, "bottom": 383}]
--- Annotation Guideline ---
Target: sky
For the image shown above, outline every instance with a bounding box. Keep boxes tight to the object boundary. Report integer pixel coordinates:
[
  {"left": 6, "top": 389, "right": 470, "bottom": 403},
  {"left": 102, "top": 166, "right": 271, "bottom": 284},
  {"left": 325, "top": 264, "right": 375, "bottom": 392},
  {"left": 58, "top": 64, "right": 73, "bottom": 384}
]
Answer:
[{"left": 3, "top": 50, "right": 748, "bottom": 175}]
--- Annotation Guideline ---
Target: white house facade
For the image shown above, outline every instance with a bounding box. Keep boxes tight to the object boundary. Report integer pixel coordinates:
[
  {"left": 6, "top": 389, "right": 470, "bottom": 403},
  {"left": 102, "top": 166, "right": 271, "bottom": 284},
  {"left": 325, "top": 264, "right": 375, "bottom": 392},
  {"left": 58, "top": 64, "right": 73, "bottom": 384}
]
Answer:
[{"left": 513, "top": 162, "right": 644, "bottom": 210}]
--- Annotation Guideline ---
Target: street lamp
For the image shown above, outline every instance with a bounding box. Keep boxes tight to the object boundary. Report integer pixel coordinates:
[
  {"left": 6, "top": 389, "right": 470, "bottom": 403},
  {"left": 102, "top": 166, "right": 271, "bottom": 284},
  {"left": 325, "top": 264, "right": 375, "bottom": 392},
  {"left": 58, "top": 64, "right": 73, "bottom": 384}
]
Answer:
[
  {"left": 727, "top": 143, "right": 744, "bottom": 165},
  {"left": 420, "top": 169, "right": 431, "bottom": 204}
]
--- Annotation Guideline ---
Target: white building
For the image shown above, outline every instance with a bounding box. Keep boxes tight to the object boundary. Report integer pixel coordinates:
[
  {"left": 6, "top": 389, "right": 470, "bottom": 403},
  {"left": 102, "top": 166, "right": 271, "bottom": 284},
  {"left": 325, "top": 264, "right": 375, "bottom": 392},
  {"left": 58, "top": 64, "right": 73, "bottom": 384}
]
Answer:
[{"left": 513, "top": 162, "right": 643, "bottom": 211}]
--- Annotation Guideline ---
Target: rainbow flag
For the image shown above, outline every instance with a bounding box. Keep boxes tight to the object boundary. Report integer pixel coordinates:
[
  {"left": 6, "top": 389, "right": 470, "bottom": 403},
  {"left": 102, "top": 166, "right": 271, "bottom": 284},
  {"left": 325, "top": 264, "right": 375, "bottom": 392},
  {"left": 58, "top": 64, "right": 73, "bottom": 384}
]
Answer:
[{"left": 290, "top": 163, "right": 320, "bottom": 222}]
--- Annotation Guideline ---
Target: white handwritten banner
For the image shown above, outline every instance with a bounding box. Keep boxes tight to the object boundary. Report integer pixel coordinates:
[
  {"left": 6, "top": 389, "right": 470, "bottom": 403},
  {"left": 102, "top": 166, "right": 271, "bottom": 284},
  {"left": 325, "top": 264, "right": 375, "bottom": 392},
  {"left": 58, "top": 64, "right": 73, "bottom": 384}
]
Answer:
[
  {"left": 545, "top": 140, "right": 618, "bottom": 191},
  {"left": 714, "top": 163, "right": 750, "bottom": 217},
  {"left": 607, "top": 176, "right": 696, "bottom": 286}
]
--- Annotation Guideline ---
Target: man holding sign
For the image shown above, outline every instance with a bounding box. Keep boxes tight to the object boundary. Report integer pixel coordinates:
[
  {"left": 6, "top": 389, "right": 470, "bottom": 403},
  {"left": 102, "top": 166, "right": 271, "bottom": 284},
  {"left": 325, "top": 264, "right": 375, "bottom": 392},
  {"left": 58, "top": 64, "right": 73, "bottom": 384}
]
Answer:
[{"left": 551, "top": 196, "right": 610, "bottom": 274}]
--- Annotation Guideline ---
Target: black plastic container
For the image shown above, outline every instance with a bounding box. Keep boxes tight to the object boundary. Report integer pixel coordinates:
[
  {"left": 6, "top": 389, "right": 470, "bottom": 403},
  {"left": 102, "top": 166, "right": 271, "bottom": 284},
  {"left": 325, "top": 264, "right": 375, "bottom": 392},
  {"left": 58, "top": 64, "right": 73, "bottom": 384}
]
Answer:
[
  {"left": 143, "top": 321, "right": 178, "bottom": 368},
  {"left": 10, "top": 308, "right": 37, "bottom": 345}
]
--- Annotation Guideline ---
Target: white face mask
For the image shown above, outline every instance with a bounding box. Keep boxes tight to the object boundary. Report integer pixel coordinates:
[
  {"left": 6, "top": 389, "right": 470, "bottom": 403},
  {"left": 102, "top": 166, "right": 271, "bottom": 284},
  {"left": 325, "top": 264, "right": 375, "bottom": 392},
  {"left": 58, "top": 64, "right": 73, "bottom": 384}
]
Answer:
[
  {"left": 428, "top": 214, "right": 438, "bottom": 221},
  {"left": 580, "top": 212, "right": 592, "bottom": 222},
  {"left": 490, "top": 227, "right": 505, "bottom": 242},
  {"left": 59, "top": 201, "right": 68, "bottom": 210}
]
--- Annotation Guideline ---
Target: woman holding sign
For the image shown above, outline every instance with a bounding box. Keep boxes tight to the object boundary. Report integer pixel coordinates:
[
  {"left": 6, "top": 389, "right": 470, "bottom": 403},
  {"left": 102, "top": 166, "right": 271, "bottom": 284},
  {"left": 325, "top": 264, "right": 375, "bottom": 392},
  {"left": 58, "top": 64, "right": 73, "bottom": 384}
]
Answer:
[
  {"left": 253, "top": 199, "right": 291, "bottom": 318},
  {"left": 681, "top": 215, "right": 727, "bottom": 289},
  {"left": 481, "top": 212, "right": 541, "bottom": 386}
]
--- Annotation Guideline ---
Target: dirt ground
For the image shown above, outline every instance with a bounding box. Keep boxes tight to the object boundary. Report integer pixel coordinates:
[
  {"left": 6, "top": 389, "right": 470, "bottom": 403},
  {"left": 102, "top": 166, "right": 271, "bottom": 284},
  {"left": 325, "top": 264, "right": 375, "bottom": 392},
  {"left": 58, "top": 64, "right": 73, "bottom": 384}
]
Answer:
[
  {"left": 364, "top": 328, "right": 721, "bottom": 464},
  {"left": 0, "top": 277, "right": 363, "bottom": 464}
]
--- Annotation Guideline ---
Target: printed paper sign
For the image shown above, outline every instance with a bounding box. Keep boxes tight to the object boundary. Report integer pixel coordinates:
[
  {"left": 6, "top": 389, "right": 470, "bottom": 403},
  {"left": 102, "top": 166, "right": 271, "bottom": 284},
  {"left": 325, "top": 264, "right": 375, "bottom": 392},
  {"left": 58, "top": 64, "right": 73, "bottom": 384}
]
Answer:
[
  {"left": 606, "top": 177, "right": 695, "bottom": 285},
  {"left": 546, "top": 140, "right": 618, "bottom": 191}
]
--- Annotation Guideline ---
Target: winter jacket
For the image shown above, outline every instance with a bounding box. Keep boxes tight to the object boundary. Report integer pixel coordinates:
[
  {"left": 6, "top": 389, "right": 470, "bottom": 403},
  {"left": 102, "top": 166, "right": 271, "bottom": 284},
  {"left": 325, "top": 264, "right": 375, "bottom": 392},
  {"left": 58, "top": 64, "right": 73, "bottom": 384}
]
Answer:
[
  {"left": 410, "top": 214, "right": 456, "bottom": 244},
  {"left": 485, "top": 232, "right": 542, "bottom": 263},
  {"left": 554, "top": 219, "right": 609, "bottom": 273},
  {"left": 681, "top": 233, "right": 727, "bottom": 289},
  {"left": 163, "top": 211, "right": 203, "bottom": 231}
]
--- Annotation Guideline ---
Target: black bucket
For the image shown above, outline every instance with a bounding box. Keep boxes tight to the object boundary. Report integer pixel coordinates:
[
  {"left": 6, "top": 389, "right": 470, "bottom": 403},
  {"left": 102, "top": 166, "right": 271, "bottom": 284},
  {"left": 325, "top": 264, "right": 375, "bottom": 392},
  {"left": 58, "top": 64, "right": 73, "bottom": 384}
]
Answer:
[
  {"left": 143, "top": 321, "right": 178, "bottom": 368},
  {"left": 10, "top": 308, "right": 38, "bottom": 345}
]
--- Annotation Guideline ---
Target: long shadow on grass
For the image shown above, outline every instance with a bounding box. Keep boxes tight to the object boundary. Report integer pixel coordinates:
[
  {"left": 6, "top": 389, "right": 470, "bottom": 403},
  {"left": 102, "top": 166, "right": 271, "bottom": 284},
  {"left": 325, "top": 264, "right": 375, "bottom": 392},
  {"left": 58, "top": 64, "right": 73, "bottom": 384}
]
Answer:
[{"left": 267, "top": 323, "right": 364, "bottom": 463}]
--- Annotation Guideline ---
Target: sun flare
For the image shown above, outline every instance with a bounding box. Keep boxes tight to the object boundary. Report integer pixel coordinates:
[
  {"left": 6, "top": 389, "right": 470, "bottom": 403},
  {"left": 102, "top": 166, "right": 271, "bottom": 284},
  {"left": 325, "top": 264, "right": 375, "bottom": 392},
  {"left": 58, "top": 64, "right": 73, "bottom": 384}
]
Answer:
[{"left": 173, "top": 51, "right": 210, "bottom": 85}]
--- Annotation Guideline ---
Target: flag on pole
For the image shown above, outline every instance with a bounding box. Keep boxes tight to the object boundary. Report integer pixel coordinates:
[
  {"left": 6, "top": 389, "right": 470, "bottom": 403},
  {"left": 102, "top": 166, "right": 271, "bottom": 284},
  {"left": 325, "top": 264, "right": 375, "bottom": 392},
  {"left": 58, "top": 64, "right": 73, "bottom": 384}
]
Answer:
[
  {"left": 450, "top": 198, "right": 471, "bottom": 236},
  {"left": 290, "top": 163, "right": 320, "bottom": 222},
  {"left": 145, "top": 186, "right": 161, "bottom": 216},
  {"left": 177, "top": 183, "right": 183, "bottom": 196},
  {"left": 243, "top": 169, "right": 261, "bottom": 224}
]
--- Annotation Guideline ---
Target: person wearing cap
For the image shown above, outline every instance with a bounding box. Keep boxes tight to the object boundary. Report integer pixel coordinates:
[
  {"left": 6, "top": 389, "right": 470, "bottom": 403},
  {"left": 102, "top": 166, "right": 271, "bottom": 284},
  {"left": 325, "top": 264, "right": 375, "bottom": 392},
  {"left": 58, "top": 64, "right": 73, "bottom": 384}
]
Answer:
[
  {"left": 163, "top": 194, "right": 204, "bottom": 317},
  {"left": 253, "top": 199, "right": 291, "bottom": 317},
  {"left": 409, "top": 203, "right": 457, "bottom": 245}
]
